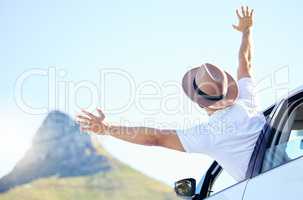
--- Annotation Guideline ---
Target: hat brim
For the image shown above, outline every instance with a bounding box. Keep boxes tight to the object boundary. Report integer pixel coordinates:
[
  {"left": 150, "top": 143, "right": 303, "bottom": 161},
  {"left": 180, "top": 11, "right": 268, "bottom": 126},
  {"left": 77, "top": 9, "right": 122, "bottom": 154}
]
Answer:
[{"left": 182, "top": 67, "right": 239, "bottom": 109}]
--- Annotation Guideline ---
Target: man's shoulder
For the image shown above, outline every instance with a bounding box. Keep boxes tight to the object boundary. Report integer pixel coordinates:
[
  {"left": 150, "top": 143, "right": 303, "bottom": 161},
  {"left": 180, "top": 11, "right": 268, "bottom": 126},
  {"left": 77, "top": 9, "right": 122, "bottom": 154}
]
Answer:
[
  {"left": 214, "top": 100, "right": 263, "bottom": 122},
  {"left": 214, "top": 101, "right": 248, "bottom": 118},
  {"left": 230, "top": 100, "right": 266, "bottom": 126}
]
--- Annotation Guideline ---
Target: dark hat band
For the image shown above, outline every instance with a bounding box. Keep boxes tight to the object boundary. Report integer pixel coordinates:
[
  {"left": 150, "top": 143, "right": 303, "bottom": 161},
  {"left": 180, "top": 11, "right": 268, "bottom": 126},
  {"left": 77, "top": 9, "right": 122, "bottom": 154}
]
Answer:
[{"left": 193, "top": 78, "right": 224, "bottom": 101}]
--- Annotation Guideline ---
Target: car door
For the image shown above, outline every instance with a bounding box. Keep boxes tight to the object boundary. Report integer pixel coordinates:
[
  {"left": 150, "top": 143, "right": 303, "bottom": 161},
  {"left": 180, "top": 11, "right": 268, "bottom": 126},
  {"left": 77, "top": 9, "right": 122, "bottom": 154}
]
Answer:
[
  {"left": 243, "top": 92, "right": 303, "bottom": 200},
  {"left": 202, "top": 169, "right": 248, "bottom": 200}
]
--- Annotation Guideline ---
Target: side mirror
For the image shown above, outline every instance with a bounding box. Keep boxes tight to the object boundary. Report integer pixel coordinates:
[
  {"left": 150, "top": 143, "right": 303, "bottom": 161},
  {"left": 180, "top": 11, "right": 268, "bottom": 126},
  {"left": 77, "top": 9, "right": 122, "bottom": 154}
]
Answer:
[{"left": 174, "top": 178, "right": 196, "bottom": 198}]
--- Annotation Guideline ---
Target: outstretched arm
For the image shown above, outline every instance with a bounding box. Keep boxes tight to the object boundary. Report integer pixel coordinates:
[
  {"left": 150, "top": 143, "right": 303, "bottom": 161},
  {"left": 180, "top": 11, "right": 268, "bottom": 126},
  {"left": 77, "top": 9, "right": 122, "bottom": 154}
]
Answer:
[
  {"left": 233, "top": 6, "right": 254, "bottom": 80},
  {"left": 76, "top": 108, "right": 185, "bottom": 152}
]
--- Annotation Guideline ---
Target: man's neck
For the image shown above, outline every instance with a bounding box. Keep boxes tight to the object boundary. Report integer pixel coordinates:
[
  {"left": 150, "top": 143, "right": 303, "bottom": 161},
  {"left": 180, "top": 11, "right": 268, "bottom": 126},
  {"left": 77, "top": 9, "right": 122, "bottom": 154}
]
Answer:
[{"left": 206, "top": 108, "right": 217, "bottom": 116}]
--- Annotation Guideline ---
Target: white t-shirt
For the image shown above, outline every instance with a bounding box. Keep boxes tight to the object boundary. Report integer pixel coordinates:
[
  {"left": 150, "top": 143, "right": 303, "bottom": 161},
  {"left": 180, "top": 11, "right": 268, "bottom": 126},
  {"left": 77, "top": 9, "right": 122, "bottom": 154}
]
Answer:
[{"left": 177, "top": 77, "right": 266, "bottom": 181}]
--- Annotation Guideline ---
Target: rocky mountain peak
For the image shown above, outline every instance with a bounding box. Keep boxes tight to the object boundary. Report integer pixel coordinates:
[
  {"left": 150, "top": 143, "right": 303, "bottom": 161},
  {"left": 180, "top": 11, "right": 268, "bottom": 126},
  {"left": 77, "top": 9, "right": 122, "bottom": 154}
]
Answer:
[
  {"left": 0, "top": 110, "right": 111, "bottom": 193},
  {"left": 33, "top": 110, "right": 79, "bottom": 143}
]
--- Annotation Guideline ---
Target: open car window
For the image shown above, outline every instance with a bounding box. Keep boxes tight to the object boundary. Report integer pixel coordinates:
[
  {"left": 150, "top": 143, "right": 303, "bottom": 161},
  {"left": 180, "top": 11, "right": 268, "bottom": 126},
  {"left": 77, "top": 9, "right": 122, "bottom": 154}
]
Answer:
[{"left": 261, "top": 102, "right": 303, "bottom": 173}]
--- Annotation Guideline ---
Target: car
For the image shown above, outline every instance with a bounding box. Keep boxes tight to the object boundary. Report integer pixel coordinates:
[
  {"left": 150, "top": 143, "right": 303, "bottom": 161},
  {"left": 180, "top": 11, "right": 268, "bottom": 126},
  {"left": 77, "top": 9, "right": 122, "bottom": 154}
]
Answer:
[{"left": 175, "top": 86, "right": 303, "bottom": 200}]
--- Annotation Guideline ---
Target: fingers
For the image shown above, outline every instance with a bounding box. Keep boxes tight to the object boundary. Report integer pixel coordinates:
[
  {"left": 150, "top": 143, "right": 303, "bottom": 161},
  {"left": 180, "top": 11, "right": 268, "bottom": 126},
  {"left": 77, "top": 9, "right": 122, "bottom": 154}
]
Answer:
[
  {"left": 96, "top": 108, "right": 105, "bottom": 120},
  {"left": 76, "top": 112, "right": 93, "bottom": 130},
  {"left": 241, "top": 6, "right": 245, "bottom": 16},
  {"left": 81, "top": 110, "right": 98, "bottom": 120},
  {"left": 236, "top": 9, "right": 241, "bottom": 18},
  {"left": 78, "top": 119, "right": 94, "bottom": 133},
  {"left": 76, "top": 115, "right": 90, "bottom": 121},
  {"left": 250, "top": 9, "right": 254, "bottom": 17},
  {"left": 245, "top": 6, "right": 249, "bottom": 16},
  {"left": 76, "top": 108, "right": 107, "bottom": 134},
  {"left": 237, "top": 6, "right": 253, "bottom": 17},
  {"left": 76, "top": 115, "right": 91, "bottom": 127},
  {"left": 232, "top": 24, "right": 240, "bottom": 31},
  {"left": 80, "top": 109, "right": 105, "bottom": 121},
  {"left": 77, "top": 119, "right": 90, "bottom": 126}
]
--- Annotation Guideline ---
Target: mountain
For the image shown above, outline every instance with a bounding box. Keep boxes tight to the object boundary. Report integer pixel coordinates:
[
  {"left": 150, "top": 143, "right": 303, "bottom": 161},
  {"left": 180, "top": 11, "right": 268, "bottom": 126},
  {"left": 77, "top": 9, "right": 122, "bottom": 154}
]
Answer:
[{"left": 0, "top": 111, "right": 176, "bottom": 200}]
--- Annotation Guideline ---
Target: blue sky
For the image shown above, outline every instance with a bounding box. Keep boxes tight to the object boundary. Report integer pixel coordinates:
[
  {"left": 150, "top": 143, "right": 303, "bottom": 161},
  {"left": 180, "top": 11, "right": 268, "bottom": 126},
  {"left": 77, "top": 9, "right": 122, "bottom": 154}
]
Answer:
[{"left": 1, "top": 0, "right": 303, "bottom": 186}]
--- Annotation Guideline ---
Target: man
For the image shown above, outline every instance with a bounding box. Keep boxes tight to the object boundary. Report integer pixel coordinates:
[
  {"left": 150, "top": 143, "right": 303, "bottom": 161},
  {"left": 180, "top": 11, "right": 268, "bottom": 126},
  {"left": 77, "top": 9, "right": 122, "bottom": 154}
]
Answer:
[{"left": 76, "top": 6, "right": 265, "bottom": 181}]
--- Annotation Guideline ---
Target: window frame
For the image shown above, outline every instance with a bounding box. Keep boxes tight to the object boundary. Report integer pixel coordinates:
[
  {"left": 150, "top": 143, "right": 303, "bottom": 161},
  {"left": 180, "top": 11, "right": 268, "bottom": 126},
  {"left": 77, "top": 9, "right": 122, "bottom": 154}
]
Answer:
[
  {"left": 276, "top": 100, "right": 303, "bottom": 144},
  {"left": 245, "top": 101, "right": 283, "bottom": 178},
  {"left": 252, "top": 91, "right": 303, "bottom": 177},
  {"left": 265, "top": 97, "right": 303, "bottom": 151},
  {"left": 263, "top": 99, "right": 303, "bottom": 168}
]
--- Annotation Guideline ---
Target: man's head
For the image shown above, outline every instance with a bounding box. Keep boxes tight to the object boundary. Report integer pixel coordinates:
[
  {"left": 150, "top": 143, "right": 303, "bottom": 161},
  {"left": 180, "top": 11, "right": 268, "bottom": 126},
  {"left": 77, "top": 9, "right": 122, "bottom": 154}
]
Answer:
[{"left": 182, "top": 63, "right": 239, "bottom": 114}]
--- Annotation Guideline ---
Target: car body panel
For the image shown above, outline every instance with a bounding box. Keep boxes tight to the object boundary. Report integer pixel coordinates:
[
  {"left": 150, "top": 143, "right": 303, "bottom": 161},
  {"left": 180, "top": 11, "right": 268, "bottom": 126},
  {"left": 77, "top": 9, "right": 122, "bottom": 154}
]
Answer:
[
  {"left": 205, "top": 180, "right": 248, "bottom": 200},
  {"left": 243, "top": 157, "right": 303, "bottom": 200}
]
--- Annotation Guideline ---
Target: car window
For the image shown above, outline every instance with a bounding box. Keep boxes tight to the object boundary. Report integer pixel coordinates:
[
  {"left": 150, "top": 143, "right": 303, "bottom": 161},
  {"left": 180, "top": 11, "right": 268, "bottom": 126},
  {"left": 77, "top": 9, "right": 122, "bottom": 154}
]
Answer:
[
  {"left": 261, "top": 102, "right": 303, "bottom": 172},
  {"left": 209, "top": 169, "right": 237, "bottom": 196}
]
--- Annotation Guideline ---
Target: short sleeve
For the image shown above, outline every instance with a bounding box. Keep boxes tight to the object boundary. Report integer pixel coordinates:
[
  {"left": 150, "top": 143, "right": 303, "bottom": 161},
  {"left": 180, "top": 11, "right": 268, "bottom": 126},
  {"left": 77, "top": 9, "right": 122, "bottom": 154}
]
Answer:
[
  {"left": 176, "top": 123, "right": 215, "bottom": 154},
  {"left": 238, "top": 77, "right": 259, "bottom": 109}
]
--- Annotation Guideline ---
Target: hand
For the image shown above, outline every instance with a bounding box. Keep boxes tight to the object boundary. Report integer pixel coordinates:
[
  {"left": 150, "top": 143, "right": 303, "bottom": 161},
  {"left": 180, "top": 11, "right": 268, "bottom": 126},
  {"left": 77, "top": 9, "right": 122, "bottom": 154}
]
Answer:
[
  {"left": 76, "top": 108, "right": 108, "bottom": 134},
  {"left": 233, "top": 6, "right": 254, "bottom": 32}
]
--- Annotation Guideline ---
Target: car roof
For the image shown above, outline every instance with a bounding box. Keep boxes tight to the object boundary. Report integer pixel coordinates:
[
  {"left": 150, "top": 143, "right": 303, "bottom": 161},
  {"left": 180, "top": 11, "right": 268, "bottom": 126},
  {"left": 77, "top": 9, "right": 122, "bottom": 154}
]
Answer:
[
  {"left": 272, "top": 85, "right": 303, "bottom": 105},
  {"left": 261, "top": 85, "right": 303, "bottom": 116},
  {"left": 287, "top": 85, "right": 303, "bottom": 97}
]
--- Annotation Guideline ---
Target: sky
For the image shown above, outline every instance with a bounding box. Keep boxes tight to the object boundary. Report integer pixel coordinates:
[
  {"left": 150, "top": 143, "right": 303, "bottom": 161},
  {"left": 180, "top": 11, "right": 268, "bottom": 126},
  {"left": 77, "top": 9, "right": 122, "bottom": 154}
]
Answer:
[{"left": 1, "top": 0, "right": 303, "bottom": 187}]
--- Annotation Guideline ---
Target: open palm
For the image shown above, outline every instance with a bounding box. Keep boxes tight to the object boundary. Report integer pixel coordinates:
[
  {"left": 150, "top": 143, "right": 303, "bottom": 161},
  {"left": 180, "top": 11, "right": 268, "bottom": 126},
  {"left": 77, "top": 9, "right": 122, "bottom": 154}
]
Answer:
[
  {"left": 76, "top": 108, "right": 108, "bottom": 134},
  {"left": 233, "top": 6, "right": 254, "bottom": 32}
]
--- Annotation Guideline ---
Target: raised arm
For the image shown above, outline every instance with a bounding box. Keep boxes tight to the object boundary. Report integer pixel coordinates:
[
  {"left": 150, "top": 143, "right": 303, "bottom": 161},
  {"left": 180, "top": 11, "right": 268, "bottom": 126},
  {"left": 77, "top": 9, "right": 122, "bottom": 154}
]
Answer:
[
  {"left": 76, "top": 108, "right": 185, "bottom": 152},
  {"left": 233, "top": 6, "right": 254, "bottom": 80}
]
